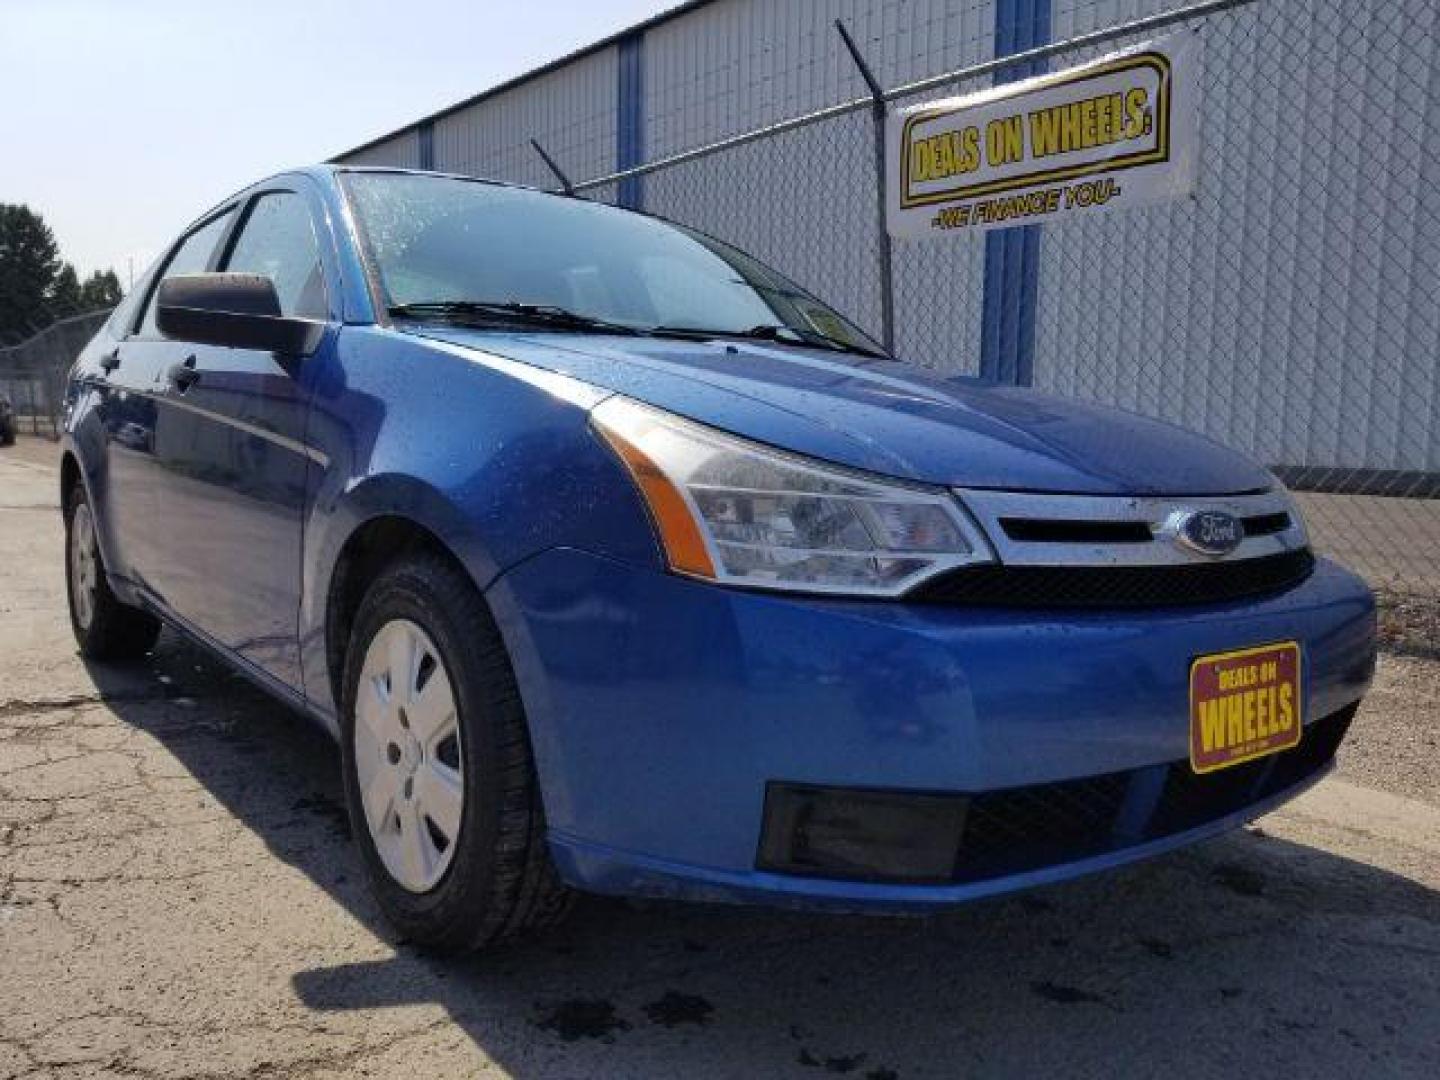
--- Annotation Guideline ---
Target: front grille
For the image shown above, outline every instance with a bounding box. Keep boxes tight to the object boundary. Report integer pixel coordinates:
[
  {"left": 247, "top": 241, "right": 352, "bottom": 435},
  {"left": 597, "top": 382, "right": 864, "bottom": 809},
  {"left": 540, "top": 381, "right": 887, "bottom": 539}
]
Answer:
[
  {"left": 1148, "top": 704, "right": 1353, "bottom": 835},
  {"left": 909, "top": 549, "right": 1315, "bottom": 609},
  {"left": 1242, "top": 511, "right": 1293, "bottom": 537},
  {"left": 950, "top": 771, "right": 1130, "bottom": 882},
  {"left": 757, "top": 705, "right": 1355, "bottom": 885},
  {"left": 997, "top": 512, "right": 1294, "bottom": 547},
  {"left": 1000, "top": 518, "right": 1154, "bottom": 544},
  {"left": 952, "top": 705, "right": 1355, "bottom": 884}
]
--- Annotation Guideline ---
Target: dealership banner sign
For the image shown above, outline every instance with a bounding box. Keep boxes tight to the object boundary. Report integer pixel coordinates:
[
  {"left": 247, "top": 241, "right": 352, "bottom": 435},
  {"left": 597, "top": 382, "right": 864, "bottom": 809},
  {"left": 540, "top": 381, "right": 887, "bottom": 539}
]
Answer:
[{"left": 887, "top": 32, "right": 1200, "bottom": 240}]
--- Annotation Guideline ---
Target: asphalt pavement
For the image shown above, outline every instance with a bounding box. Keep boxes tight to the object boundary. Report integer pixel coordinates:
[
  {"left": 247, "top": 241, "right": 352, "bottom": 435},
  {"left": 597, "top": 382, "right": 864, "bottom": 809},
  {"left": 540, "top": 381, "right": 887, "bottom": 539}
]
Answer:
[{"left": 2, "top": 438, "right": 1437, "bottom": 1079}]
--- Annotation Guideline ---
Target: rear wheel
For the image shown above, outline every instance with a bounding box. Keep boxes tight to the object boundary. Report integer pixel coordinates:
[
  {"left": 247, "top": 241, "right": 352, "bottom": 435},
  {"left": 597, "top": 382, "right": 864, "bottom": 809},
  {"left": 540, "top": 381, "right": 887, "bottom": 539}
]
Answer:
[
  {"left": 339, "top": 551, "right": 572, "bottom": 953},
  {"left": 65, "top": 483, "right": 161, "bottom": 661}
]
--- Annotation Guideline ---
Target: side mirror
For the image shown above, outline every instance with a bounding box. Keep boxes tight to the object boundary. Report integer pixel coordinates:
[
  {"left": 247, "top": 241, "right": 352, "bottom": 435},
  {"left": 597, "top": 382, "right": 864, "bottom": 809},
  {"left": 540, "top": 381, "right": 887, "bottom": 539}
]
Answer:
[{"left": 156, "top": 273, "right": 324, "bottom": 356}]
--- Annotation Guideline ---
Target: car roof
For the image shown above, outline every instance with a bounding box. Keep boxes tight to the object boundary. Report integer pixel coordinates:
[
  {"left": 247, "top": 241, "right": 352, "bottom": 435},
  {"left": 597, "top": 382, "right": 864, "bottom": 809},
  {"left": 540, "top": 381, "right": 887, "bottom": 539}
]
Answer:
[{"left": 176, "top": 165, "right": 541, "bottom": 238}]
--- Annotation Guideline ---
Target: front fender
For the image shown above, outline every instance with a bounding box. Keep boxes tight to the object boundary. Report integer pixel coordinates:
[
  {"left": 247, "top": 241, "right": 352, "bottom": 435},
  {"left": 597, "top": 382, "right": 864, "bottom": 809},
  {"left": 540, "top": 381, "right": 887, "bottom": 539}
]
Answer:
[{"left": 296, "top": 326, "right": 663, "bottom": 721}]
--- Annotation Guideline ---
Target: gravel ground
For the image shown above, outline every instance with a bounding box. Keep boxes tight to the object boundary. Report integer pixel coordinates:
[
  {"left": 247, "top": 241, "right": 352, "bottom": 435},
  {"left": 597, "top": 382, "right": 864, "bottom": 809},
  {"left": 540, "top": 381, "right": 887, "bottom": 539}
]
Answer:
[
  {"left": 2, "top": 436, "right": 1437, "bottom": 1080},
  {"left": 1375, "top": 591, "right": 1440, "bottom": 659},
  {"left": 1342, "top": 655, "right": 1440, "bottom": 808}
]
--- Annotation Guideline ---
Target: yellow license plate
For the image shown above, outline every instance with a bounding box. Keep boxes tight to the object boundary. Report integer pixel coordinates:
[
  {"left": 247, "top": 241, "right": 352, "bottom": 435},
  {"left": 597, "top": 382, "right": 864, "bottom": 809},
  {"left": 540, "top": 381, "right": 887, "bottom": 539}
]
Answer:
[{"left": 1189, "top": 642, "right": 1302, "bottom": 774}]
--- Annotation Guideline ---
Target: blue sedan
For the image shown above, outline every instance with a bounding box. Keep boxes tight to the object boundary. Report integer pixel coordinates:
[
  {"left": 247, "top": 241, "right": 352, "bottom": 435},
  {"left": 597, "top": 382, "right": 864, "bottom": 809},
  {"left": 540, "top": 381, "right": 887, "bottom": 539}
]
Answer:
[{"left": 62, "top": 167, "right": 1375, "bottom": 952}]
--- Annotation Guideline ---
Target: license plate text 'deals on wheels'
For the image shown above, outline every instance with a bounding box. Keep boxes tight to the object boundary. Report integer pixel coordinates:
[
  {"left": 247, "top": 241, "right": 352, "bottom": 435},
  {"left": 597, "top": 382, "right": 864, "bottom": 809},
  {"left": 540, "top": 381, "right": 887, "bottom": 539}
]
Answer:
[{"left": 1190, "top": 642, "right": 1302, "bottom": 774}]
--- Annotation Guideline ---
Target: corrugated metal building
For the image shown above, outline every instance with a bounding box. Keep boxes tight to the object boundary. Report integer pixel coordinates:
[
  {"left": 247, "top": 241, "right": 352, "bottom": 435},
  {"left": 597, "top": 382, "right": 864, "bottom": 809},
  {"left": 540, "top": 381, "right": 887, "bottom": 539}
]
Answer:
[{"left": 335, "top": 0, "right": 1440, "bottom": 478}]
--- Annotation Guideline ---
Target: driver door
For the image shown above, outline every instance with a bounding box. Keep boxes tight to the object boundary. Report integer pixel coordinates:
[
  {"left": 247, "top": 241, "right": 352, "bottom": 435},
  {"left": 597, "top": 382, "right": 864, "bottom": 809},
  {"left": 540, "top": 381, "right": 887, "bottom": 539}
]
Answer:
[{"left": 148, "top": 186, "right": 335, "bottom": 691}]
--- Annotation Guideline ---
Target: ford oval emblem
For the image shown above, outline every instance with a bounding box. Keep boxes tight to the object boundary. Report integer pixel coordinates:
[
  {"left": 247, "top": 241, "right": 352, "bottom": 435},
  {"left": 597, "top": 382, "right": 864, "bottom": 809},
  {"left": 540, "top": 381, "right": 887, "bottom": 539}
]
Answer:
[{"left": 1173, "top": 510, "right": 1244, "bottom": 558}]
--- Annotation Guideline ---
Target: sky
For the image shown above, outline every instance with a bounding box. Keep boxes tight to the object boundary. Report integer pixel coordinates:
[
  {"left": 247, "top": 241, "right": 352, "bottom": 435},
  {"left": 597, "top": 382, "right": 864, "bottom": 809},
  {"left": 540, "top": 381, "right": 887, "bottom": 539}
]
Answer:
[{"left": 0, "top": 0, "right": 675, "bottom": 283}]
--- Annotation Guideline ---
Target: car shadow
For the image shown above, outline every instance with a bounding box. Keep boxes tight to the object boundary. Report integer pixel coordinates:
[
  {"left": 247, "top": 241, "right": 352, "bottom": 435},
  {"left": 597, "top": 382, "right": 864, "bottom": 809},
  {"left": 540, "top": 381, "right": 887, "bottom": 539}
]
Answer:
[{"left": 87, "top": 632, "right": 1440, "bottom": 1078}]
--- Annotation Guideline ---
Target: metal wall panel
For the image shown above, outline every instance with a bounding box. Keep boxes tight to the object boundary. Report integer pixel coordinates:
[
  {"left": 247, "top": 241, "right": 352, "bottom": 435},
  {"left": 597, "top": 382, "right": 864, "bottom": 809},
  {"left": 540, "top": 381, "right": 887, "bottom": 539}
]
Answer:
[
  {"left": 341, "top": 128, "right": 421, "bottom": 169},
  {"left": 431, "top": 46, "right": 618, "bottom": 190},
  {"left": 644, "top": 0, "right": 996, "bottom": 156},
  {"left": 1034, "top": 0, "right": 1440, "bottom": 471},
  {"left": 642, "top": 0, "right": 997, "bottom": 359}
]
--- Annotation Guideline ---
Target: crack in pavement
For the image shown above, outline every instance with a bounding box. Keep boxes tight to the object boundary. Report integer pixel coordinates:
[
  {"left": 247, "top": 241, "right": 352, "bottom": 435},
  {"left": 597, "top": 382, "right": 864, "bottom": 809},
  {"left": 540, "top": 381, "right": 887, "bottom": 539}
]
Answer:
[
  {"left": 0, "top": 1005, "right": 392, "bottom": 1080},
  {"left": 0, "top": 690, "right": 221, "bottom": 718}
]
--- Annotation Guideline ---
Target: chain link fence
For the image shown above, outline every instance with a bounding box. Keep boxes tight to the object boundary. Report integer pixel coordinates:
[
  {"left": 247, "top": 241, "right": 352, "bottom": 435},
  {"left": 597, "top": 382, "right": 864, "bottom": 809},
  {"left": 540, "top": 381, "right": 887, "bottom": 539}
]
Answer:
[
  {"left": 648, "top": 107, "right": 888, "bottom": 341},
  {"left": 0, "top": 310, "right": 110, "bottom": 438},
  {"left": 8, "top": 0, "right": 1435, "bottom": 630},
  {"left": 1026, "top": 0, "right": 1440, "bottom": 619},
  {"left": 562, "top": 0, "right": 1439, "bottom": 621}
]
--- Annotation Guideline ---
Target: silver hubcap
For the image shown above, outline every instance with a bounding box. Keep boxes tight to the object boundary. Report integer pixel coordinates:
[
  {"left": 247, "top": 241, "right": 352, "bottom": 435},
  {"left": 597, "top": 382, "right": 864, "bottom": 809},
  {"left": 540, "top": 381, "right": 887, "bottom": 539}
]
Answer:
[
  {"left": 355, "top": 619, "right": 464, "bottom": 893},
  {"left": 70, "top": 502, "right": 98, "bottom": 631}
]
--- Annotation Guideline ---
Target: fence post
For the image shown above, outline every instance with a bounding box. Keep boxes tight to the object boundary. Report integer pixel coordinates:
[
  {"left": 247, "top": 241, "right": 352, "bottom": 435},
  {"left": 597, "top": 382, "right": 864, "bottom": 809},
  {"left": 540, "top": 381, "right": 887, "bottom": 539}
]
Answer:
[
  {"left": 834, "top": 20, "right": 895, "bottom": 354},
  {"left": 44, "top": 357, "right": 63, "bottom": 438},
  {"left": 530, "top": 139, "right": 576, "bottom": 196}
]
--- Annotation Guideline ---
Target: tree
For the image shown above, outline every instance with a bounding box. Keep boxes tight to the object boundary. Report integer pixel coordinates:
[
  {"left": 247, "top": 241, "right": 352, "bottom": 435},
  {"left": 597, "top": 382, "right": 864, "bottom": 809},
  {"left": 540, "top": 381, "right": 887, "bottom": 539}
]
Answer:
[
  {"left": 49, "top": 262, "right": 83, "bottom": 319},
  {"left": 0, "top": 204, "right": 123, "bottom": 342},
  {"left": 79, "top": 269, "right": 123, "bottom": 310},
  {"left": 0, "top": 203, "right": 63, "bottom": 343}
]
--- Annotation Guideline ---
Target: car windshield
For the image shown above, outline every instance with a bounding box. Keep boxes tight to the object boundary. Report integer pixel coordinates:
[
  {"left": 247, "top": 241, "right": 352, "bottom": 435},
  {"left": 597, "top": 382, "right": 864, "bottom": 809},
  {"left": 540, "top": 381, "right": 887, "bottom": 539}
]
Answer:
[{"left": 342, "top": 171, "right": 885, "bottom": 356}]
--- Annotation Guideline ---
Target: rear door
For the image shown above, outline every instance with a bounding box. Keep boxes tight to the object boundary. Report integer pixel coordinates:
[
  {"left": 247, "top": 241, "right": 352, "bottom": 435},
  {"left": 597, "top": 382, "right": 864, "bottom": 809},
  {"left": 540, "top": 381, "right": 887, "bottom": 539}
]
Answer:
[
  {"left": 98, "top": 207, "right": 238, "bottom": 591},
  {"left": 147, "top": 186, "right": 334, "bottom": 689}
]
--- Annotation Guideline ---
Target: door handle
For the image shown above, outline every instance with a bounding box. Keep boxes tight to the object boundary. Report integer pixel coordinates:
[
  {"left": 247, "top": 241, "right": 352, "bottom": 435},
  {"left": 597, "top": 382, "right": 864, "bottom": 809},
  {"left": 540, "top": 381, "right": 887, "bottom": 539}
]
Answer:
[
  {"left": 99, "top": 348, "right": 121, "bottom": 374},
  {"left": 167, "top": 355, "right": 200, "bottom": 392}
]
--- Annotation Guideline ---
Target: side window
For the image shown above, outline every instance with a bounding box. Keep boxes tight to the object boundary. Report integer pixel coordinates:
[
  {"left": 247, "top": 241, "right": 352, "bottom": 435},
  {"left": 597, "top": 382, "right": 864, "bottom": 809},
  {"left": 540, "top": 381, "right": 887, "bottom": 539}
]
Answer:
[
  {"left": 138, "top": 209, "right": 236, "bottom": 338},
  {"left": 223, "top": 192, "right": 327, "bottom": 319}
]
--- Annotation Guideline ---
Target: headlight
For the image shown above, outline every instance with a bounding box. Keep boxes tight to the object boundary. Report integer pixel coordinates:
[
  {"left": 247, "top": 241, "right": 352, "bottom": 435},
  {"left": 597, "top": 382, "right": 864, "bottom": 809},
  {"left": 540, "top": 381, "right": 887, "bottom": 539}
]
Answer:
[{"left": 591, "top": 396, "right": 993, "bottom": 596}]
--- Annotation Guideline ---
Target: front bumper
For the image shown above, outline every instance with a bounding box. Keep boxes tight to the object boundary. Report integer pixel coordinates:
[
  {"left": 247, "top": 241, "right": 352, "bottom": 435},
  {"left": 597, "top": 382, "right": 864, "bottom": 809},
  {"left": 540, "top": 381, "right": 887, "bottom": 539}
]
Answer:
[{"left": 485, "top": 549, "right": 1375, "bottom": 911}]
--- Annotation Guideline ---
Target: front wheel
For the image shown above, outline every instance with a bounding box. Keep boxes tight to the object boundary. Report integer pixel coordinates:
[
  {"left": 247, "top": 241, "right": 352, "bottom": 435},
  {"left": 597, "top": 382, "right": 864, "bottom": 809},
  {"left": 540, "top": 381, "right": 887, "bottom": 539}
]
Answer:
[{"left": 339, "top": 551, "right": 572, "bottom": 953}]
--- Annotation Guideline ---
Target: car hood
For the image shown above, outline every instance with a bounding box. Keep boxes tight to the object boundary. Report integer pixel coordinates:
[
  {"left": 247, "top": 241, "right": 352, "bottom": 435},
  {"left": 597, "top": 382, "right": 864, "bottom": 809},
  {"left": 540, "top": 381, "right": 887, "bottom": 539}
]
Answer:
[{"left": 412, "top": 327, "right": 1274, "bottom": 496}]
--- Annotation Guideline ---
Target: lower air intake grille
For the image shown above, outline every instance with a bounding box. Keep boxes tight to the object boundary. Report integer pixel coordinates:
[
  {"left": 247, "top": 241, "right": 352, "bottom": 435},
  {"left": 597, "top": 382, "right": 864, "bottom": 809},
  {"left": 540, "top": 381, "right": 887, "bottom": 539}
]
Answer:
[
  {"left": 757, "top": 705, "right": 1355, "bottom": 885},
  {"left": 909, "top": 549, "right": 1315, "bottom": 609},
  {"left": 951, "top": 705, "right": 1353, "bottom": 883}
]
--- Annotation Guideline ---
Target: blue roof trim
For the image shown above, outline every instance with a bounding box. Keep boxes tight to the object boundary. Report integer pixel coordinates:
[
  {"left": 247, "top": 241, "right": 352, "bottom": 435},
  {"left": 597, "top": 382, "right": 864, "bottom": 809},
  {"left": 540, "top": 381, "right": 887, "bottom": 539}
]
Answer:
[
  {"left": 617, "top": 33, "right": 646, "bottom": 208},
  {"left": 979, "top": 0, "right": 1052, "bottom": 387}
]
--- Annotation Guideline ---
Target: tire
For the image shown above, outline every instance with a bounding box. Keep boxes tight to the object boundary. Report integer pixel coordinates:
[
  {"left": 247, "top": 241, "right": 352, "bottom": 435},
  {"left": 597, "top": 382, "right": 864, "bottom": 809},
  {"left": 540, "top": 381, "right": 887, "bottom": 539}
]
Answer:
[
  {"left": 339, "top": 550, "right": 572, "bottom": 953},
  {"left": 64, "top": 483, "right": 161, "bottom": 662}
]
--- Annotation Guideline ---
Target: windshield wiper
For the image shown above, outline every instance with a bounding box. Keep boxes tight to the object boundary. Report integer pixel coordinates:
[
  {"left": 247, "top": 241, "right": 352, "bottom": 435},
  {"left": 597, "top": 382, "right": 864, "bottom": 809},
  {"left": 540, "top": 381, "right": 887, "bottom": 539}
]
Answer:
[
  {"left": 388, "top": 301, "right": 643, "bottom": 336},
  {"left": 390, "top": 303, "right": 889, "bottom": 358},
  {"left": 651, "top": 322, "right": 890, "bottom": 360}
]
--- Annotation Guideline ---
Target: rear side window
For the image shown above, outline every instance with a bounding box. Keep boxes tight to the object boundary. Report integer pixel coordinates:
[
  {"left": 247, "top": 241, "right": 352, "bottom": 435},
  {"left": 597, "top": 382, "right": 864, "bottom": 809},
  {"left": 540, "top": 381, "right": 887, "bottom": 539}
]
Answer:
[
  {"left": 138, "top": 209, "right": 236, "bottom": 338},
  {"left": 223, "top": 192, "right": 327, "bottom": 319},
  {"left": 104, "top": 287, "right": 142, "bottom": 338}
]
